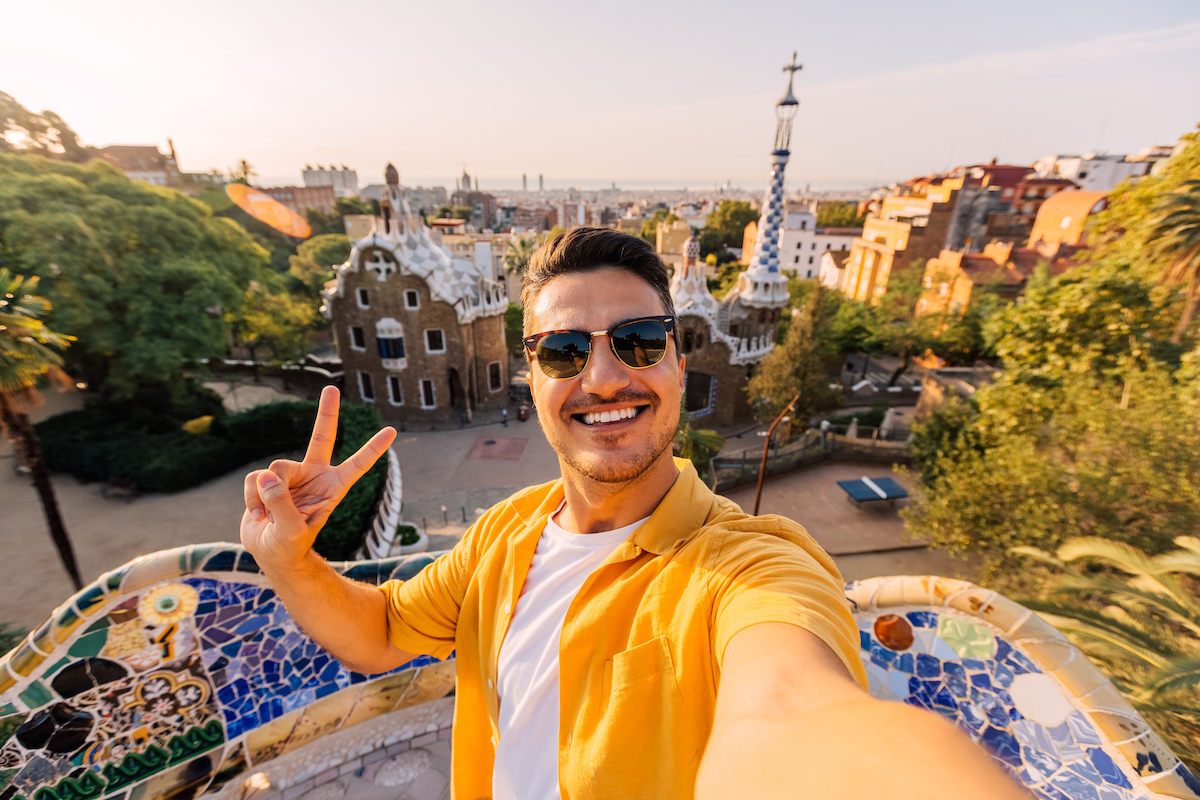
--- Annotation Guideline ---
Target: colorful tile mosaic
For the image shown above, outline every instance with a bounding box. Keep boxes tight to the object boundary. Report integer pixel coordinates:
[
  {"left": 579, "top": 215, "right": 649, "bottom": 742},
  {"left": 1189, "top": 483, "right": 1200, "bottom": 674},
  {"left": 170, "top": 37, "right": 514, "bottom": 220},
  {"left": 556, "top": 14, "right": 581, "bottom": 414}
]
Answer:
[
  {"left": 0, "top": 546, "right": 448, "bottom": 800},
  {"left": 2, "top": 547, "right": 1197, "bottom": 800},
  {"left": 849, "top": 575, "right": 1200, "bottom": 800}
]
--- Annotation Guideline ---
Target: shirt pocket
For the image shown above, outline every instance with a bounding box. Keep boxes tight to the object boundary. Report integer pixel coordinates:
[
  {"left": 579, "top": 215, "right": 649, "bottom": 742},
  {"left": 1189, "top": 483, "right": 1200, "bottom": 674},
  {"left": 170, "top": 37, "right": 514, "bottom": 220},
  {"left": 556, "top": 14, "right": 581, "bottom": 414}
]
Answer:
[{"left": 601, "top": 635, "right": 675, "bottom": 712}]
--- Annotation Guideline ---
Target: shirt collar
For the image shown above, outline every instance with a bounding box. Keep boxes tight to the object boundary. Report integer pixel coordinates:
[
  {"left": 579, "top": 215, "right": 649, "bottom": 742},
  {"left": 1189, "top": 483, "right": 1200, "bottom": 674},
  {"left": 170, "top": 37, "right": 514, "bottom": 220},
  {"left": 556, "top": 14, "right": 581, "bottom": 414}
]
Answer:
[{"left": 508, "top": 458, "right": 717, "bottom": 556}]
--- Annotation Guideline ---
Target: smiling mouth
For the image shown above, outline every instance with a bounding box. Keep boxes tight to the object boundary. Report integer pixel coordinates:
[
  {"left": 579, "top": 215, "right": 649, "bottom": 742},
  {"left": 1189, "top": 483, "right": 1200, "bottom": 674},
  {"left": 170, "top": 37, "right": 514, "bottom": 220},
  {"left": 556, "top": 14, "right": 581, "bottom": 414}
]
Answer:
[{"left": 572, "top": 405, "right": 650, "bottom": 426}]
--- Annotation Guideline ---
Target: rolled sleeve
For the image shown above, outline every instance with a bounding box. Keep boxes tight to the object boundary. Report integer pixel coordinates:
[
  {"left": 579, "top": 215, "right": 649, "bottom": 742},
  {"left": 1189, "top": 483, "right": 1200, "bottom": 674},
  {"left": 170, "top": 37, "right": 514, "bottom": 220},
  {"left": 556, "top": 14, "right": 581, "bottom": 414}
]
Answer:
[
  {"left": 377, "top": 533, "right": 475, "bottom": 661},
  {"left": 710, "top": 522, "right": 868, "bottom": 689}
]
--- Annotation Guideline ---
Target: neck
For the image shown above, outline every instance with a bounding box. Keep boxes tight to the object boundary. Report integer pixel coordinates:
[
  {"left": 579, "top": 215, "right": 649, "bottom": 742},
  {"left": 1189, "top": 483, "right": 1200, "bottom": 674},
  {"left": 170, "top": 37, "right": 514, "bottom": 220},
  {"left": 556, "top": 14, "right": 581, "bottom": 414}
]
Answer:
[{"left": 555, "top": 451, "right": 681, "bottom": 534}]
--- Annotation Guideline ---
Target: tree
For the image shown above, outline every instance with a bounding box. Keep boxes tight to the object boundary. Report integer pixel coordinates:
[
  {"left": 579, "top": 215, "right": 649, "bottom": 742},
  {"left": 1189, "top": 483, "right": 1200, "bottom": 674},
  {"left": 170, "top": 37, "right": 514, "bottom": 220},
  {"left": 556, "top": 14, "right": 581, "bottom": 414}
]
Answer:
[
  {"left": 699, "top": 200, "right": 757, "bottom": 255},
  {"left": 289, "top": 234, "right": 351, "bottom": 296},
  {"left": 815, "top": 202, "right": 866, "bottom": 228},
  {"left": 229, "top": 159, "right": 256, "bottom": 185},
  {"left": 0, "top": 91, "right": 92, "bottom": 162},
  {"left": 503, "top": 234, "right": 539, "bottom": 276},
  {"left": 871, "top": 267, "right": 940, "bottom": 385},
  {"left": 228, "top": 281, "right": 321, "bottom": 376},
  {"left": 639, "top": 209, "right": 680, "bottom": 243},
  {"left": 0, "top": 153, "right": 272, "bottom": 401},
  {"left": 504, "top": 303, "right": 525, "bottom": 357},
  {"left": 0, "top": 269, "right": 82, "bottom": 589},
  {"left": 1013, "top": 537, "right": 1200, "bottom": 772},
  {"left": 674, "top": 404, "right": 725, "bottom": 476},
  {"left": 451, "top": 205, "right": 474, "bottom": 221},
  {"left": 746, "top": 283, "right": 842, "bottom": 425},
  {"left": 1147, "top": 179, "right": 1200, "bottom": 343}
]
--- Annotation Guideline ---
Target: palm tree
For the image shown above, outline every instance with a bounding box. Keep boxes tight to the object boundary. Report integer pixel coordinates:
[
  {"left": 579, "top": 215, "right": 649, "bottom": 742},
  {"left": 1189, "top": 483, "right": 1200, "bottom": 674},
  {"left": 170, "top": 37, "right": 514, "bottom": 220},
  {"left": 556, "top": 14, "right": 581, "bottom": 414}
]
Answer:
[
  {"left": 1013, "top": 537, "right": 1200, "bottom": 769},
  {"left": 503, "top": 234, "right": 539, "bottom": 276},
  {"left": 1147, "top": 179, "right": 1200, "bottom": 344},
  {"left": 674, "top": 405, "right": 725, "bottom": 481},
  {"left": 0, "top": 269, "right": 82, "bottom": 590}
]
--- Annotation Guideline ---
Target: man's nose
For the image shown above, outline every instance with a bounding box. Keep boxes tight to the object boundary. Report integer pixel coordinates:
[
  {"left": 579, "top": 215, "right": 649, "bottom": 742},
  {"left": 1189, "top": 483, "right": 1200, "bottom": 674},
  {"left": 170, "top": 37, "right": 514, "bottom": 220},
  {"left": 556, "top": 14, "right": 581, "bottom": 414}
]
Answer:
[{"left": 580, "top": 335, "right": 631, "bottom": 396}]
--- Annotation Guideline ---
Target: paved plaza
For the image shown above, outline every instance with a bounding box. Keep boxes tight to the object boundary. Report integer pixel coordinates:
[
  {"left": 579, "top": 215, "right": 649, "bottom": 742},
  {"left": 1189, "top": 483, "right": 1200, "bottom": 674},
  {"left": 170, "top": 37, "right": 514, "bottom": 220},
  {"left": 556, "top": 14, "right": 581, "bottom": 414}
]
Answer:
[{"left": 0, "top": 390, "right": 972, "bottom": 630}]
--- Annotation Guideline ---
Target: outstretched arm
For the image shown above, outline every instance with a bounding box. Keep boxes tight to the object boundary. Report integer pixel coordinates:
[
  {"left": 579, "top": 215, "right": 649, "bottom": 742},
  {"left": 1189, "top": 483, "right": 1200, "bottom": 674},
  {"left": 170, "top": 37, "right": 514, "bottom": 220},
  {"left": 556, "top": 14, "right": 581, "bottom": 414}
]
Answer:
[
  {"left": 696, "top": 623, "right": 1029, "bottom": 800},
  {"left": 241, "top": 386, "right": 413, "bottom": 674}
]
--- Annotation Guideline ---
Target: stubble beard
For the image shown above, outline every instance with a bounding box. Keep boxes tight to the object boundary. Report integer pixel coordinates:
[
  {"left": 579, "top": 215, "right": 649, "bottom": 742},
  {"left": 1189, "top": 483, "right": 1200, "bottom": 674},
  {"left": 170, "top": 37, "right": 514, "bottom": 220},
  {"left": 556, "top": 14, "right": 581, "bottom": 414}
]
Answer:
[{"left": 550, "top": 391, "right": 678, "bottom": 485}]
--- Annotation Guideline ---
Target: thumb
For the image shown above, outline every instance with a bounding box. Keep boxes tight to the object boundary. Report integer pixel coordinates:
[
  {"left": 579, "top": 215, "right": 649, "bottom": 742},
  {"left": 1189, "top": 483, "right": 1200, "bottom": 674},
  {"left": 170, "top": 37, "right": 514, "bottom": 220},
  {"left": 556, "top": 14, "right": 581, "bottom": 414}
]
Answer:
[{"left": 257, "top": 471, "right": 305, "bottom": 532}]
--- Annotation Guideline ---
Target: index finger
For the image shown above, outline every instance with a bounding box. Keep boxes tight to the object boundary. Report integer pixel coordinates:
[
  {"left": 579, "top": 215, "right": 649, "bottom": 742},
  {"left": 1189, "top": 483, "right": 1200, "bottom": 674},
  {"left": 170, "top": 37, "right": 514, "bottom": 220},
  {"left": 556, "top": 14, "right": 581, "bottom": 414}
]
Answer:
[{"left": 304, "top": 385, "right": 341, "bottom": 464}]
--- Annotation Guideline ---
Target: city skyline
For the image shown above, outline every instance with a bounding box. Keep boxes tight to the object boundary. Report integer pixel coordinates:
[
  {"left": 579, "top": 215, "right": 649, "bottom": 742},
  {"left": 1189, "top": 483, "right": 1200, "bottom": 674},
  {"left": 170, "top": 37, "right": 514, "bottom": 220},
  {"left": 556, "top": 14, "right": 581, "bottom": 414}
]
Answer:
[{"left": 4, "top": 0, "right": 1199, "bottom": 189}]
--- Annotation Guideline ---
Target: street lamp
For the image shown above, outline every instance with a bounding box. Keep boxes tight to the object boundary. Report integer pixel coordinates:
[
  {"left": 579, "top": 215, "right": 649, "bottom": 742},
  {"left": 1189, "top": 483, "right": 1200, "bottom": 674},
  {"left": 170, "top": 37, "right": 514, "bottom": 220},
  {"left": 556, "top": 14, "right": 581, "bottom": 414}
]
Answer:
[{"left": 753, "top": 393, "right": 800, "bottom": 516}]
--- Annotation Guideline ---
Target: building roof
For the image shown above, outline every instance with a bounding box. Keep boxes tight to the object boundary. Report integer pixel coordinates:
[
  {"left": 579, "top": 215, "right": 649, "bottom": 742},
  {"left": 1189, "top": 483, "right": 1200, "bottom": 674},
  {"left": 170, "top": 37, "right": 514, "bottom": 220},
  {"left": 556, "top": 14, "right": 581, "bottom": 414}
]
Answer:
[
  {"left": 430, "top": 218, "right": 467, "bottom": 227},
  {"left": 1028, "top": 190, "right": 1108, "bottom": 246},
  {"left": 97, "top": 145, "right": 172, "bottom": 172}
]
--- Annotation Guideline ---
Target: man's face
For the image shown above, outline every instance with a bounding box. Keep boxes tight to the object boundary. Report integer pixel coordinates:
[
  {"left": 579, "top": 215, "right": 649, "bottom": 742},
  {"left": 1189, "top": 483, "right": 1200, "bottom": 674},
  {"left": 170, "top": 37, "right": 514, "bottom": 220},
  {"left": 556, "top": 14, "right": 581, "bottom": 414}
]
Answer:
[{"left": 526, "top": 267, "right": 685, "bottom": 485}]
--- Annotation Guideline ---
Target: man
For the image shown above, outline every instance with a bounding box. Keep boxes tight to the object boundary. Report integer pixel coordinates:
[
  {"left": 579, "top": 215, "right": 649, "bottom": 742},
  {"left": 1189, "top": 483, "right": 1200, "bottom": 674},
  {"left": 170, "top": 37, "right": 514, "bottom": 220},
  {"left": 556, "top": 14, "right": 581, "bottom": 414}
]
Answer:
[{"left": 242, "top": 228, "right": 1025, "bottom": 799}]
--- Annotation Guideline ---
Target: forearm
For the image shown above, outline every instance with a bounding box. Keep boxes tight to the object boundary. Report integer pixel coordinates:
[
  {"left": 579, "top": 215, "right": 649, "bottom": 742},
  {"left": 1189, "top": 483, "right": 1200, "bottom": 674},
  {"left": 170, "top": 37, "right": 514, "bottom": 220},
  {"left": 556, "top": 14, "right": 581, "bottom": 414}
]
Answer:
[
  {"left": 697, "top": 697, "right": 1028, "bottom": 800},
  {"left": 260, "top": 548, "right": 416, "bottom": 674}
]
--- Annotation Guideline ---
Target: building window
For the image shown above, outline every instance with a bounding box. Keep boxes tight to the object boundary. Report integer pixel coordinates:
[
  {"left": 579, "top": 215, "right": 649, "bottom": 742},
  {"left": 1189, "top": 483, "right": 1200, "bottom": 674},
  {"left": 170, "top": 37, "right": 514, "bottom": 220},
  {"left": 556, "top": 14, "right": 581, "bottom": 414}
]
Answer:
[
  {"left": 388, "top": 375, "right": 403, "bottom": 405},
  {"left": 404, "top": 290, "right": 420, "bottom": 309},
  {"left": 378, "top": 336, "right": 405, "bottom": 359},
  {"left": 420, "top": 379, "right": 436, "bottom": 409},
  {"left": 811, "top": 242, "right": 816, "bottom": 250},
  {"left": 806, "top": 270, "right": 812, "bottom": 278},
  {"left": 425, "top": 329, "right": 446, "bottom": 353},
  {"left": 488, "top": 362, "right": 503, "bottom": 392},
  {"left": 359, "top": 371, "right": 374, "bottom": 402},
  {"left": 685, "top": 371, "right": 715, "bottom": 414},
  {"left": 796, "top": 242, "right": 802, "bottom": 249},
  {"left": 794, "top": 255, "right": 800, "bottom": 263},
  {"left": 826, "top": 243, "right": 831, "bottom": 249},
  {"left": 809, "top": 256, "right": 814, "bottom": 264},
  {"left": 695, "top": 332, "right": 704, "bottom": 351},
  {"left": 800, "top": 221, "right": 807, "bottom": 230},
  {"left": 350, "top": 326, "right": 366, "bottom": 351},
  {"left": 357, "top": 288, "right": 370, "bottom": 308}
]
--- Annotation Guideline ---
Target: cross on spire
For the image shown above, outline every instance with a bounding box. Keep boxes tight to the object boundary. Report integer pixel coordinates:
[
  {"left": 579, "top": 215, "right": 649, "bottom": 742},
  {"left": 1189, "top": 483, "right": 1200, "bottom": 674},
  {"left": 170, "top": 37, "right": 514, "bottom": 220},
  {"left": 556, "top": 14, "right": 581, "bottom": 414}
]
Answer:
[{"left": 783, "top": 52, "right": 802, "bottom": 77}]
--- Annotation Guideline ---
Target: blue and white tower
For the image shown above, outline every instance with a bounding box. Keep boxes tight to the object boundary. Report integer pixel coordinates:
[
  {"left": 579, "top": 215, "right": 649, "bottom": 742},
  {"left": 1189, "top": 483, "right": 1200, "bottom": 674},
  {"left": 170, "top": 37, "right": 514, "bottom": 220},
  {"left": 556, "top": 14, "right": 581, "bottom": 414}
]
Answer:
[{"left": 729, "top": 53, "right": 802, "bottom": 309}]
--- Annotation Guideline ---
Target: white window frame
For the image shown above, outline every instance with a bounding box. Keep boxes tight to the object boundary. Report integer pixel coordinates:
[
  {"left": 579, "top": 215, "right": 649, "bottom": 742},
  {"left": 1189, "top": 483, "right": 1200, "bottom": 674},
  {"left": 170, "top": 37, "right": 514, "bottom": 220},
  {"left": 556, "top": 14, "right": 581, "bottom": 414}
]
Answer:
[
  {"left": 376, "top": 317, "right": 406, "bottom": 370},
  {"left": 349, "top": 325, "right": 367, "bottom": 352},
  {"left": 404, "top": 289, "right": 420, "bottom": 310},
  {"left": 356, "top": 287, "right": 370, "bottom": 309},
  {"left": 387, "top": 374, "right": 404, "bottom": 406},
  {"left": 424, "top": 328, "right": 446, "bottom": 354},
  {"left": 419, "top": 379, "right": 436, "bottom": 409},
  {"left": 487, "top": 361, "right": 504, "bottom": 393},
  {"left": 358, "top": 370, "right": 375, "bottom": 403}
]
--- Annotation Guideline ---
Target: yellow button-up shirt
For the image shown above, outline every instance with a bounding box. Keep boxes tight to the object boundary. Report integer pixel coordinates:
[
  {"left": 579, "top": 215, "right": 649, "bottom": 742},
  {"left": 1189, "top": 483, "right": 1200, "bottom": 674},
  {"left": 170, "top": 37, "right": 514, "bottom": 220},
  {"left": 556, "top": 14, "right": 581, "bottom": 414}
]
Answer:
[{"left": 378, "top": 460, "right": 866, "bottom": 799}]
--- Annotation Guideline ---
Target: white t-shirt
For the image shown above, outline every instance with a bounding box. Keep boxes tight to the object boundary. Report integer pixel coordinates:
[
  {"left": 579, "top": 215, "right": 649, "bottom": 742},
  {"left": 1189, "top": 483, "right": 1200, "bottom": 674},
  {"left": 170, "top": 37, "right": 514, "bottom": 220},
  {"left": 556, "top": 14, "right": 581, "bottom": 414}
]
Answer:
[{"left": 492, "top": 505, "right": 649, "bottom": 800}]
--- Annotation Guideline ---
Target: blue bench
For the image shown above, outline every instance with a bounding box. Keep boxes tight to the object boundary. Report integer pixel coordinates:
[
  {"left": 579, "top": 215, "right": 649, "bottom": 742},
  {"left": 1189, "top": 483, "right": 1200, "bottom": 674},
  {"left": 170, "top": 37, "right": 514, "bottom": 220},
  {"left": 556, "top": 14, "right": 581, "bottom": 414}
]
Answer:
[{"left": 837, "top": 476, "right": 909, "bottom": 507}]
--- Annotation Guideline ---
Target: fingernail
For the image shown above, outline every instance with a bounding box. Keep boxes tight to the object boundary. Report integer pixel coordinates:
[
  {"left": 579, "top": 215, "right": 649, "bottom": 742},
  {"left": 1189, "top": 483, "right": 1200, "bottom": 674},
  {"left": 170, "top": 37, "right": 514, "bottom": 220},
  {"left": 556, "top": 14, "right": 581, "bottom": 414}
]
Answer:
[
  {"left": 260, "top": 473, "right": 278, "bottom": 489},
  {"left": 250, "top": 509, "right": 264, "bottom": 521}
]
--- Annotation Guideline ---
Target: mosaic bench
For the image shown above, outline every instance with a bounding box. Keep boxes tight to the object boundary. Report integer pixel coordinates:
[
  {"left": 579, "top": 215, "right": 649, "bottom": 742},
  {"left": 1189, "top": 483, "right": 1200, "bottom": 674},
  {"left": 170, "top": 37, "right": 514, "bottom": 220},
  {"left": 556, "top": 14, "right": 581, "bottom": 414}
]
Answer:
[{"left": 0, "top": 545, "right": 1196, "bottom": 800}]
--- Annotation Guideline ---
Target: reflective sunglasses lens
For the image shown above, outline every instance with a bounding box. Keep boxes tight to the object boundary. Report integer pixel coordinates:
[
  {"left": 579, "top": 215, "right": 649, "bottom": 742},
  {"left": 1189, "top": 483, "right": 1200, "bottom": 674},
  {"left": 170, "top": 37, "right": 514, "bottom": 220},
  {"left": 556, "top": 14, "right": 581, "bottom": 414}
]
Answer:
[
  {"left": 611, "top": 320, "right": 668, "bottom": 369},
  {"left": 536, "top": 332, "right": 591, "bottom": 378}
]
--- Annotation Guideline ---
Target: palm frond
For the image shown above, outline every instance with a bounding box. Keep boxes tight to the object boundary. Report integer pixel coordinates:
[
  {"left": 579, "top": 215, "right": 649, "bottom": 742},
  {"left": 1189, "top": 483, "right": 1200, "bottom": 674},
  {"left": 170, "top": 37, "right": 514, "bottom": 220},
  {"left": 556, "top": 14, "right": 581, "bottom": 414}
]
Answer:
[
  {"left": 1011, "top": 545, "right": 1065, "bottom": 568},
  {"left": 1140, "top": 654, "right": 1200, "bottom": 698},
  {"left": 1022, "top": 600, "right": 1181, "bottom": 667},
  {"left": 1050, "top": 574, "right": 1200, "bottom": 636}
]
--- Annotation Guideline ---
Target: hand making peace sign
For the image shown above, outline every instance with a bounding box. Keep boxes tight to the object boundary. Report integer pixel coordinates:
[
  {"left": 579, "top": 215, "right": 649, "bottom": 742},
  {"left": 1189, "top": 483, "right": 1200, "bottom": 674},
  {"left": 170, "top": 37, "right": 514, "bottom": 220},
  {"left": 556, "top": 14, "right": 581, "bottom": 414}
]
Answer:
[{"left": 241, "top": 386, "right": 397, "bottom": 570}]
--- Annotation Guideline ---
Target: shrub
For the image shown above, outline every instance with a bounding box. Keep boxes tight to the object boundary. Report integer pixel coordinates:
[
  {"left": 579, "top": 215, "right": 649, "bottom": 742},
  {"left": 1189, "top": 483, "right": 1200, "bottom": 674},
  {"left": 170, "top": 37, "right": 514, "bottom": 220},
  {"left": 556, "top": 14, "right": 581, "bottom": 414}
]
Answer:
[
  {"left": 398, "top": 524, "right": 419, "bottom": 546},
  {"left": 316, "top": 403, "right": 388, "bottom": 562}
]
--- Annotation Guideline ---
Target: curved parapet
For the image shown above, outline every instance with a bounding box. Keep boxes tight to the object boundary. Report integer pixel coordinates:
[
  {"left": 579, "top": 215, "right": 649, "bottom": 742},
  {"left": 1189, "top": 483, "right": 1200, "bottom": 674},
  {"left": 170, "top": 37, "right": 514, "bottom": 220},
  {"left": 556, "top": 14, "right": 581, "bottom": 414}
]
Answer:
[
  {"left": 849, "top": 575, "right": 1200, "bottom": 800},
  {"left": 0, "top": 544, "right": 454, "bottom": 800},
  {"left": 1, "top": 549, "right": 1196, "bottom": 800}
]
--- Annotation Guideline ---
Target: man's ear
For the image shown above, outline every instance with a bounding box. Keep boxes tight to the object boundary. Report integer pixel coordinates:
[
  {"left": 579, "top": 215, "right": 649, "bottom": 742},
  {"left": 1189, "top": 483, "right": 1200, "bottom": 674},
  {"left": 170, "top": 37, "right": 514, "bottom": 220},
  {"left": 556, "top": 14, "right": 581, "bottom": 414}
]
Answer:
[{"left": 678, "top": 354, "right": 686, "bottom": 391}]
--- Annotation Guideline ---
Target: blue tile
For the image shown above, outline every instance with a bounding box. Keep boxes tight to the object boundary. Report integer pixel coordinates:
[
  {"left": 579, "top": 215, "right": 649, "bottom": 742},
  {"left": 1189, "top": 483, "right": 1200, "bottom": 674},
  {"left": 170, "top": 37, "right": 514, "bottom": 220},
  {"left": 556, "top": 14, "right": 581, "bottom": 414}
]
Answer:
[
  {"left": 1068, "top": 712, "right": 1102, "bottom": 746},
  {"left": 995, "top": 639, "right": 1011, "bottom": 662},
  {"left": 1007, "top": 650, "right": 1040, "bottom": 675},
  {"left": 1049, "top": 771, "right": 1101, "bottom": 800},
  {"left": 993, "top": 662, "right": 1015, "bottom": 688},
  {"left": 1177, "top": 763, "right": 1200, "bottom": 795},
  {"left": 980, "top": 726, "right": 1022, "bottom": 768},
  {"left": 896, "top": 653, "right": 915, "bottom": 674},
  {"left": 962, "top": 658, "right": 987, "bottom": 671},
  {"left": 932, "top": 687, "right": 958, "bottom": 711},
  {"left": 959, "top": 701, "right": 986, "bottom": 731},
  {"left": 945, "top": 674, "right": 969, "bottom": 699},
  {"left": 906, "top": 611, "right": 938, "bottom": 628},
  {"left": 971, "top": 673, "right": 993, "bottom": 689},
  {"left": 203, "top": 550, "right": 238, "bottom": 572},
  {"left": 916, "top": 654, "right": 941, "bottom": 678},
  {"left": 1023, "top": 745, "right": 1062, "bottom": 779},
  {"left": 1086, "top": 749, "right": 1130, "bottom": 789},
  {"left": 945, "top": 662, "right": 967, "bottom": 681}
]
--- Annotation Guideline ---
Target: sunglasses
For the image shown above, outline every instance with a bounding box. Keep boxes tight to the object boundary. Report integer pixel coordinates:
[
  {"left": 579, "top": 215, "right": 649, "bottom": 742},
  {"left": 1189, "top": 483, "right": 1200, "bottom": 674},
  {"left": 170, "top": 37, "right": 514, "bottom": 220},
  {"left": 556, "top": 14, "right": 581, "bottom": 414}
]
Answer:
[{"left": 523, "top": 316, "right": 676, "bottom": 379}]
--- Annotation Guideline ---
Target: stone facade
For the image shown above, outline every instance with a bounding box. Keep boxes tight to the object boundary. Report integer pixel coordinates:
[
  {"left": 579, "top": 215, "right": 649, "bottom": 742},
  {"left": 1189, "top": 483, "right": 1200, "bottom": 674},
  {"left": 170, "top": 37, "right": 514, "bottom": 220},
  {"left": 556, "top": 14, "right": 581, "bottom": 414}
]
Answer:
[{"left": 323, "top": 164, "right": 509, "bottom": 424}]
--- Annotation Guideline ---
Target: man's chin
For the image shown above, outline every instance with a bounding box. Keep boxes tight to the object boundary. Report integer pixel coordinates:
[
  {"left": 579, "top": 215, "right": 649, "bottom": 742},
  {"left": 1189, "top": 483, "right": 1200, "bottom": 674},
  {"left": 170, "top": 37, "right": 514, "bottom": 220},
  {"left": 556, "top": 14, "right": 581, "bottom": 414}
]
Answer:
[{"left": 562, "top": 442, "right": 672, "bottom": 485}]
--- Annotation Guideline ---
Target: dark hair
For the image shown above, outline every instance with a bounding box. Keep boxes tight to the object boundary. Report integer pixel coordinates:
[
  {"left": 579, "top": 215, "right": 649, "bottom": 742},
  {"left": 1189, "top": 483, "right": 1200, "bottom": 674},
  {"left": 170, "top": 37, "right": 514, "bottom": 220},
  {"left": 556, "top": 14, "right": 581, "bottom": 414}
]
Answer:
[{"left": 521, "top": 227, "right": 680, "bottom": 349}]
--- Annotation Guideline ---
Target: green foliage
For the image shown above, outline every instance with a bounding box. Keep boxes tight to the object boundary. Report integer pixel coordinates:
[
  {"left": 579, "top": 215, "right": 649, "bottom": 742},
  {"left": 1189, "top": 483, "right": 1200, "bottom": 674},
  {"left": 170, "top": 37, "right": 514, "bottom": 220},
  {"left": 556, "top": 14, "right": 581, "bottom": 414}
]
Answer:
[
  {"left": 746, "top": 283, "right": 842, "bottom": 425},
  {"left": 451, "top": 205, "right": 474, "bottom": 221},
  {"left": 288, "top": 234, "right": 351, "bottom": 296},
  {"left": 0, "top": 270, "right": 72, "bottom": 395},
  {"left": 397, "top": 524, "right": 419, "bottom": 546},
  {"left": 0, "top": 153, "right": 272, "bottom": 400},
  {"left": 1013, "top": 537, "right": 1200, "bottom": 771},
  {"left": 0, "top": 91, "right": 91, "bottom": 162},
  {"left": 504, "top": 303, "right": 525, "bottom": 357},
  {"left": 907, "top": 396, "right": 985, "bottom": 489},
  {"left": 815, "top": 202, "right": 866, "bottom": 228},
  {"left": 228, "top": 281, "right": 321, "bottom": 367},
  {"left": 827, "top": 300, "right": 882, "bottom": 357},
  {"left": 699, "top": 200, "right": 757, "bottom": 256},
  {"left": 503, "top": 234, "right": 538, "bottom": 276},
  {"left": 823, "top": 399, "right": 894, "bottom": 430},
  {"left": 673, "top": 404, "right": 725, "bottom": 474},
  {"left": 0, "top": 622, "right": 27, "bottom": 655},
  {"left": 639, "top": 209, "right": 681, "bottom": 243},
  {"left": 228, "top": 160, "right": 255, "bottom": 185},
  {"left": 319, "top": 403, "right": 388, "bottom": 561}
]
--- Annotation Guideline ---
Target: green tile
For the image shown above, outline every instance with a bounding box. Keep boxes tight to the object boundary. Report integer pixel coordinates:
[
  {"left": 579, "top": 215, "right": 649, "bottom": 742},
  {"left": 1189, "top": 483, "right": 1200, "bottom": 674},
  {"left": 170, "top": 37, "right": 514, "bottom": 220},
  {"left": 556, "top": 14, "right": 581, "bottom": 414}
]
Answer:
[
  {"left": 0, "top": 702, "right": 18, "bottom": 718},
  {"left": 18, "top": 680, "right": 53, "bottom": 709},
  {"left": 83, "top": 616, "right": 111, "bottom": 635},
  {"left": 68, "top": 631, "right": 107, "bottom": 659},
  {"left": 43, "top": 657, "right": 70, "bottom": 680}
]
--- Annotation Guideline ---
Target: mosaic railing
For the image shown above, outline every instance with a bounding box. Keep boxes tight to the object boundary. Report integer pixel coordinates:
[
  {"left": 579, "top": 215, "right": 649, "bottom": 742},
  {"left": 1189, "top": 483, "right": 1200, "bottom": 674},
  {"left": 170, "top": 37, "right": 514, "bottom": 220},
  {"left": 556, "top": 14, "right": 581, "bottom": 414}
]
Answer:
[{"left": 2, "top": 546, "right": 1197, "bottom": 800}]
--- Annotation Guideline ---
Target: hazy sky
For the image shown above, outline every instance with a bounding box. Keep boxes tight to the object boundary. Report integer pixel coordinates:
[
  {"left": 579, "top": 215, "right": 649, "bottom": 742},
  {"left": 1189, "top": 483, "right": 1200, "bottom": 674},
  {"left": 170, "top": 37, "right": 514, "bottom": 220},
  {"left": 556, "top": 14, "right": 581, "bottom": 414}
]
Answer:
[{"left": 5, "top": 0, "right": 1199, "bottom": 190}]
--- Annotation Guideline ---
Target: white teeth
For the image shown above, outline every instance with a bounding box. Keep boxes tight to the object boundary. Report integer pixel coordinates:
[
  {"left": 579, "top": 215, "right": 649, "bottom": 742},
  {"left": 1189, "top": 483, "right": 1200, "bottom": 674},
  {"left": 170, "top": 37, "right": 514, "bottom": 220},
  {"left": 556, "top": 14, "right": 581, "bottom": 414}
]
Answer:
[{"left": 581, "top": 407, "right": 640, "bottom": 425}]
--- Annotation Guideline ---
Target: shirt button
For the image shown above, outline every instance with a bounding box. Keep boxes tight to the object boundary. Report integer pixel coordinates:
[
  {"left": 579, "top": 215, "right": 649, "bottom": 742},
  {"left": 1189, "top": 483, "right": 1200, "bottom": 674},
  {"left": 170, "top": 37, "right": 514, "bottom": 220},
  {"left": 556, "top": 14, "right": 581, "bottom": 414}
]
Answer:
[
  {"left": 505, "top": 602, "right": 511, "bottom": 614},
  {"left": 491, "top": 736, "right": 497, "bottom": 746},
  {"left": 488, "top": 679, "right": 493, "bottom": 689}
]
